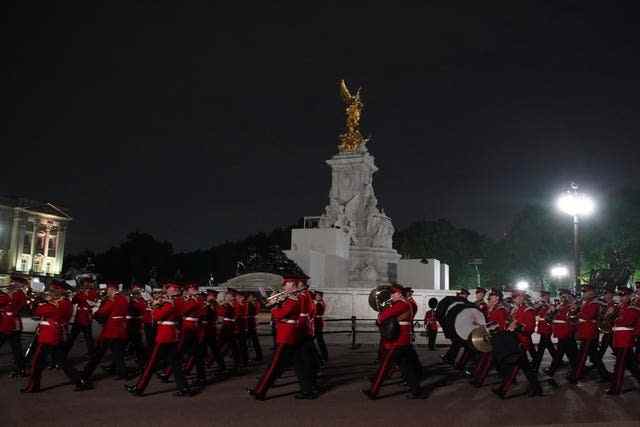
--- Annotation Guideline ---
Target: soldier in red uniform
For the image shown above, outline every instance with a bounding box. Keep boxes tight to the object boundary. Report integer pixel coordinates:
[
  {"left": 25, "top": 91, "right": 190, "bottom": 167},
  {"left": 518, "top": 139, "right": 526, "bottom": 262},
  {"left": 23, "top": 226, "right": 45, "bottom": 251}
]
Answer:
[
  {"left": 531, "top": 290, "right": 557, "bottom": 371},
  {"left": 454, "top": 287, "right": 488, "bottom": 372},
  {"left": 126, "top": 283, "right": 192, "bottom": 396},
  {"left": 364, "top": 284, "right": 425, "bottom": 400},
  {"left": 471, "top": 288, "right": 508, "bottom": 387},
  {"left": 177, "top": 283, "right": 207, "bottom": 385},
  {"left": 314, "top": 291, "right": 329, "bottom": 361},
  {"left": 246, "top": 292, "right": 263, "bottom": 362},
  {"left": 234, "top": 290, "right": 250, "bottom": 366},
  {"left": 81, "top": 282, "right": 129, "bottom": 383},
  {"left": 572, "top": 283, "right": 610, "bottom": 382},
  {"left": 597, "top": 287, "right": 616, "bottom": 361},
  {"left": 492, "top": 290, "right": 542, "bottom": 398},
  {"left": 66, "top": 277, "right": 97, "bottom": 358},
  {"left": 127, "top": 283, "right": 148, "bottom": 370},
  {"left": 544, "top": 289, "right": 578, "bottom": 378},
  {"left": 56, "top": 282, "right": 73, "bottom": 364},
  {"left": 250, "top": 278, "right": 306, "bottom": 400},
  {"left": 295, "top": 280, "right": 320, "bottom": 397},
  {"left": 423, "top": 297, "right": 439, "bottom": 351},
  {"left": 0, "top": 278, "right": 27, "bottom": 377},
  {"left": 203, "top": 289, "right": 226, "bottom": 370},
  {"left": 218, "top": 289, "right": 241, "bottom": 372},
  {"left": 606, "top": 287, "right": 640, "bottom": 395},
  {"left": 21, "top": 284, "right": 89, "bottom": 393}
]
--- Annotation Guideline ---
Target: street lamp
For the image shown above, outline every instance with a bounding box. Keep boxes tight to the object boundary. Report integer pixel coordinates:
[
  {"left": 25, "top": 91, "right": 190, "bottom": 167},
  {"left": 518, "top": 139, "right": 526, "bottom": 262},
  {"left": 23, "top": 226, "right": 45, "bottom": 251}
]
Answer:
[
  {"left": 556, "top": 183, "right": 595, "bottom": 293},
  {"left": 550, "top": 265, "right": 569, "bottom": 280},
  {"left": 515, "top": 280, "right": 530, "bottom": 291}
]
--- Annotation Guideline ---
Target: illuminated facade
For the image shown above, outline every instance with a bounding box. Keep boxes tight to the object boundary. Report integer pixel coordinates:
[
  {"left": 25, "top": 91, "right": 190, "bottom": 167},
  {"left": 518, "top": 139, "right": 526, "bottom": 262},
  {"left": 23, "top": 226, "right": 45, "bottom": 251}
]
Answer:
[{"left": 0, "top": 196, "right": 72, "bottom": 277}]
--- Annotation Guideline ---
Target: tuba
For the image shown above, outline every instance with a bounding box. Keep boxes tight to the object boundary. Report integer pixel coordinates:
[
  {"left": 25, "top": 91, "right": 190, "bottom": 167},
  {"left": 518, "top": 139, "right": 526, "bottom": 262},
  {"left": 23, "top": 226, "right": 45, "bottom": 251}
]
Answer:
[{"left": 368, "top": 285, "right": 392, "bottom": 312}]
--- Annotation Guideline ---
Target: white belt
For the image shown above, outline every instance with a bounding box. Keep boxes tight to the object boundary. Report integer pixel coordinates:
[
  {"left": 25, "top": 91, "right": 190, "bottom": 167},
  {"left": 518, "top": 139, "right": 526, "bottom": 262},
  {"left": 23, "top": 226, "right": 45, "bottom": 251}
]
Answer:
[
  {"left": 612, "top": 327, "right": 633, "bottom": 331},
  {"left": 398, "top": 321, "right": 411, "bottom": 325},
  {"left": 553, "top": 320, "right": 567, "bottom": 324},
  {"left": 159, "top": 321, "right": 176, "bottom": 326},
  {"left": 223, "top": 318, "right": 235, "bottom": 322},
  {"left": 184, "top": 317, "right": 199, "bottom": 321},
  {"left": 126, "top": 316, "right": 142, "bottom": 319},
  {"left": 535, "top": 316, "right": 547, "bottom": 321},
  {"left": 78, "top": 307, "right": 90, "bottom": 311},
  {"left": 281, "top": 319, "right": 296, "bottom": 324},
  {"left": 579, "top": 319, "right": 596, "bottom": 323},
  {"left": 39, "top": 321, "right": 51, "bottom": 326},
  {"left": 299, "top": 313, "right": 309, "bottom": 317},
  {"left": 4, "top": 312, "right": 14, "bottom": 316},
  {"left": 111, "top": 316, "right": 125, "bottom": 319}
]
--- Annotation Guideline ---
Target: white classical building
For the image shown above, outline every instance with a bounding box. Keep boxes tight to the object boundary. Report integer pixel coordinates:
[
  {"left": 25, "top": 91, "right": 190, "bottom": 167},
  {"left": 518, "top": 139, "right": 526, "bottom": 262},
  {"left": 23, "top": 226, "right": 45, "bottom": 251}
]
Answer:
[{"left": 0, "top": 195, "right": 72, "bottom": 277}]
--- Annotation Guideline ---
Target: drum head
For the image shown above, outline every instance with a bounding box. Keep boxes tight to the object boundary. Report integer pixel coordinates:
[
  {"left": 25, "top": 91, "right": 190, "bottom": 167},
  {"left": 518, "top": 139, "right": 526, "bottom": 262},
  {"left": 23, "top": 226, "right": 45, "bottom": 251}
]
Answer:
[{"left": 453, "top": 307, "right": 486, "bottom": 341}]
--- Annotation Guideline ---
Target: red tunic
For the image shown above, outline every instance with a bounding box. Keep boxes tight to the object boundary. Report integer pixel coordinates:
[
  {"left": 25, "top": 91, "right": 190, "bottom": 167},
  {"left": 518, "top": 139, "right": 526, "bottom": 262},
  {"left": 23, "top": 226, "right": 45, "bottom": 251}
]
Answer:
[
  {"left": 128, "top": 296, "right": 146, "bottom": 332},
  {"left": 535, "top": 303, "right": 552, "bottom": 336},
  {"left": 72, "top": 290, "right": 95, "bottom": 327},
  {"left": 0, "top": 290, "right": 26, "bottom": 333},
  {"left": 552, "top": 304, "right": 575, "bottom": 339},
  {"left": 576, "top": 299, "right": 599, "bottom": 341},
  {"left": 314, "top": 300, "right": 326, "bottom": 330},
  {"left": 233, "top": 301, "right": 248, "bottom": 334},
  {"left": 95, "top": 293, "right": 129, "bottom": 340},
  {"left": 424, "top": 310, "right": 439, "bottom": 331},
  {"left": 487, "top": 305, "right": 508, "bottom": 330},
  {"left": 34, "top": 302, "right": 63, "bottom": 345},
  {"left": 181, "top": 297, "right": 204, "bottom": 333},
  {"left": 272, "top": 297, "right": 300, "bottom": 345},
  {"left": 513, "top": 304, "right": 536, "bottom": 350},
  {"left": 378, "top": 299, "right": 413, "bottom": 350},
  {"left": 153, "top": 301, "right": 180, "bottom": 344},
  {"left": 612, "top": 303, "right": 640, "bottom": 348}
]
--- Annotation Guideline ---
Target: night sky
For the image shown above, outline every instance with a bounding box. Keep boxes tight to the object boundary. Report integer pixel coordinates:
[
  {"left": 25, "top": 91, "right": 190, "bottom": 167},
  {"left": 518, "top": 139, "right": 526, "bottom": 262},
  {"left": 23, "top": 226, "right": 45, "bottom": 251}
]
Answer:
[{"left": 5, "top": 2, "right": 640, "bottom": 253}]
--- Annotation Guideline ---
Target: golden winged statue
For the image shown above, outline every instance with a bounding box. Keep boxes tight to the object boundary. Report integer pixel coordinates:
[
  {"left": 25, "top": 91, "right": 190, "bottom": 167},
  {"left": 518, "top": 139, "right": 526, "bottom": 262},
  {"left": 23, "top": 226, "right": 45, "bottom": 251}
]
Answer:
[{"left": 338, "top": 79, "right": 368, "bottom": 153}]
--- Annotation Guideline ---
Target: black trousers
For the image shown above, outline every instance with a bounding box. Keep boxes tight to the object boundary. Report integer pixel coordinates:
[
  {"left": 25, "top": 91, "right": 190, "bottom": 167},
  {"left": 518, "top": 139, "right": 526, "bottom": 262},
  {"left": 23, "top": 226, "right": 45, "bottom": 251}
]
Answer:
[
  {"left": 25, "top": 342, "right": 80, "bottom": 391},
  {"left": 497, "top": 351, "right": 540, "bottom": 394},
  {"left": 547, "top": 337, "right": 578, "bottom": 375},
  {"left": 369, "top": 345, "right": 423, "bottom": 397},
  {"left": 144, "top": 324, "right": 156, "bottom": 350},
  {"left": 247, "top": 328, "right": 263, "bottom": 361},
  {"left": 66, "top": 323, "right": 94, "bottom": 356},
  {"left": 443, "top": 340, "right": 462, "bottom": 363},
  {"left": 204, "top": 335, "right": 226, "bottom": 369},
  {"left": 218, "top": 328, "right": 241, "bottom": 369},
  {"left": 182, "top": 331, "right": 206, "bottom": 380},
  {"left": 83, "top": 338, "right": 127, "bottom": 380},
  {"left": 532, "top": 334, "right": 556, "bottom": 371},
  {"left": 237, "top": 331, "right": 249, "bottom": 366},
  {"left": 0, "top": 331, "right": 24, "bottom": 372},
  {"left": 295, "top": 337, "right": 320, "bottom": 394},
  {"left": 609, "top": 346, "right": 640, "bottom": 394},
  {"left": 315, "top": 327, "right": 328, "bottom": 361},
  {"left": 598, "top": 333, "right": 613, "bottom": 360},
  {"left": 574, "top": 338, "right": 609, "bottom": 380},
  {"left": 127, "top": 327, "right": 147, "bottom": 368},
  {"left": 426, "top": 329, "right": 437, "bottom": 351},
  {"left": 134, "top": 342, "right": 188, "bottom": 393},
  {"left": 253, "top": 343, "right": 296, "bottom": 398}
]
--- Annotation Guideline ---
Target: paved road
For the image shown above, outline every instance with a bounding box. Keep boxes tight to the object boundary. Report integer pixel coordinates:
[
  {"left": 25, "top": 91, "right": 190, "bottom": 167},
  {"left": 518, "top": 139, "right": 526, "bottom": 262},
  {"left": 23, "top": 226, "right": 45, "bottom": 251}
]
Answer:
[{"left": 2, "top": 337, "right": 639, "bottom": 427}]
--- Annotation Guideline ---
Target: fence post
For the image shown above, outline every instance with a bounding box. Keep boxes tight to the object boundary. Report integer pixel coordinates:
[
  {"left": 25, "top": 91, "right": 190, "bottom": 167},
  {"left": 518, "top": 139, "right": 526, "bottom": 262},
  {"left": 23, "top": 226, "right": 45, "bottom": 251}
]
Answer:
[{"left": 351, "top": 316, "right": 357, "bottom": 349}]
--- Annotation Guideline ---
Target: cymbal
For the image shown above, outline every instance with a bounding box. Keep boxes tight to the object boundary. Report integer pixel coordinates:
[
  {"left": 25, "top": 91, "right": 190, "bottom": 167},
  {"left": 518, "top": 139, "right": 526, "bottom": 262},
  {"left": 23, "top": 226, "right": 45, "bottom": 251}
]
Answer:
[{"left": 469, "top": 326, "right": 492, "bottom": 353}]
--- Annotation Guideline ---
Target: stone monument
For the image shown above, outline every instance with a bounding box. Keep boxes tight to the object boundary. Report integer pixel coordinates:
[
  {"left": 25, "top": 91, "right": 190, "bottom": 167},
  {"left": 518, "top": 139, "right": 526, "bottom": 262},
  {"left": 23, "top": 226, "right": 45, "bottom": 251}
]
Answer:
[{"left": 285, "top": 80, "right": 453, "bottom": 322}]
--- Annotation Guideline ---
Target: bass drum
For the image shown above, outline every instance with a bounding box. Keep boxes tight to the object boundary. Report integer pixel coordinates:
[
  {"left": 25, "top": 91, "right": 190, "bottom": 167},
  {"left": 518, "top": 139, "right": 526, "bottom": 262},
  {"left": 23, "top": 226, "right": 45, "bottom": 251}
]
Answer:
[
  {"left": 444, "top": 303, "right": 485, "bottom": 342},
  {"left": 435, "top": 296, "right": 460, "bottom": 324},
  {"left": 490, "top": 331, "right": 522, "bottom": 365}
]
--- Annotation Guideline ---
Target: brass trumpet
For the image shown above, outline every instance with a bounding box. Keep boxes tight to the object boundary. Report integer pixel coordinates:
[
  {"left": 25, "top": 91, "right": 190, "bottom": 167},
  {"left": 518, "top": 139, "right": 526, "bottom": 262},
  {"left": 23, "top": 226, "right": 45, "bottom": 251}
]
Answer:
[{"left": 265, "top": 288, "right": 303, "bottom": 307}]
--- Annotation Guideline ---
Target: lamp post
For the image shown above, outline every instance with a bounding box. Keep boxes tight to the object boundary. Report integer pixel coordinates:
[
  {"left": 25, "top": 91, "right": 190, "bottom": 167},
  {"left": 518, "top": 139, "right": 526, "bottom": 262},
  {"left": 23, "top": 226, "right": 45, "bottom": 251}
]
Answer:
[{"left": 556, "top": 183, "right": 595, "bottom": 294}]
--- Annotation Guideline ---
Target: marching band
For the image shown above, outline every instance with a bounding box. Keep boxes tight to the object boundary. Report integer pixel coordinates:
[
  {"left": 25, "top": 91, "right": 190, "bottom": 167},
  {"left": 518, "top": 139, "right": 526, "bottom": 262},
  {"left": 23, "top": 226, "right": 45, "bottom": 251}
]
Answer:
[{"left": 2, "top": 274, "right": 640, "bottom": 401}]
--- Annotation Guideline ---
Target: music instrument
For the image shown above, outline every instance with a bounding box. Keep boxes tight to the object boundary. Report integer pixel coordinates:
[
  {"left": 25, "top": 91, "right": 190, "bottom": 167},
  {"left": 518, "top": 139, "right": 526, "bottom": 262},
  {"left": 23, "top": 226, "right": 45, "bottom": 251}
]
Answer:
[
  {"left": 264, "top": 288, "right": 304, "bottom": 307},
  {"left": 368, "top": 286, "right": 392, "bottom": 312},
  {"left": 598, "top": 304, "right": 619, "bottom": 333},
  {"left": 436, "top": 296, "right": 486, "bottom": 342}
]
